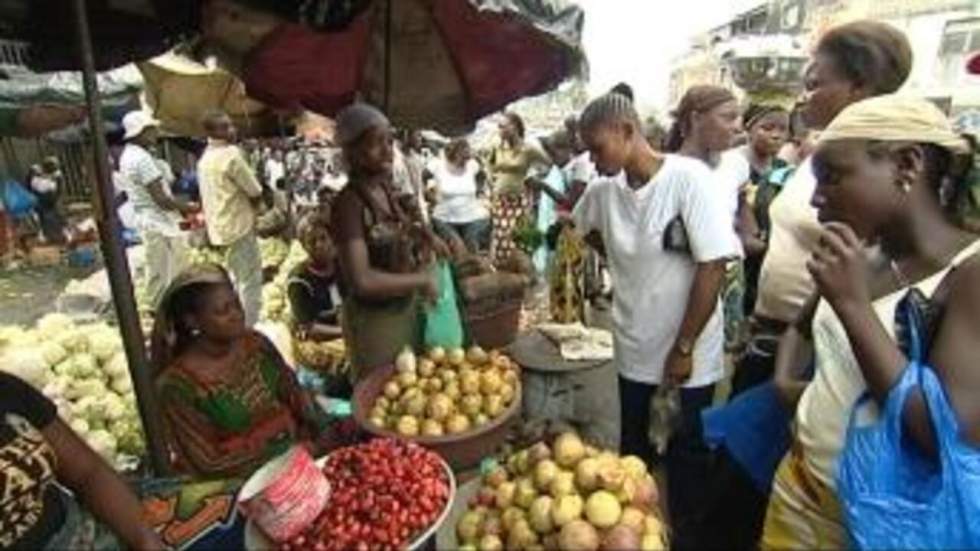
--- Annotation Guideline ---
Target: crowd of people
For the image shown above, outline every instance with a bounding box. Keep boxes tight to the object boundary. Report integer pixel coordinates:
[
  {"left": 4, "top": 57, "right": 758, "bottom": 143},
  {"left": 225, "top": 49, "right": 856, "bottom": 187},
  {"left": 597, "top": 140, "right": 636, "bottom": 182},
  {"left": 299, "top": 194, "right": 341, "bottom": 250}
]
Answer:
[{"left": 2, "top": 16, "right": 980, "bottom": 551}]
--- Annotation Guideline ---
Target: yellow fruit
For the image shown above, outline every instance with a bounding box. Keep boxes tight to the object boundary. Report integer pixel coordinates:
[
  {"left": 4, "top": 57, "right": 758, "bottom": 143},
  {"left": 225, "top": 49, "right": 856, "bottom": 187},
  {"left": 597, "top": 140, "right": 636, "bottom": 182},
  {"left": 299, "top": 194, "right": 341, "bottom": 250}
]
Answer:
[
  {"left": 418, "top": 358, "right": 437, "bottom": 377},
  {"left": 461, "top": 394, "right": 483, "bottom": 416},
  {"left": 499, "top": 383, "right": 516, "bottom": 404},
  {"left": 383, "top": 381, "right": 401, "bottom": 399},
  {"left": 398, "top": 371, "right": 419, "bottom": 388},
  {"left": 553, "top": 433, "right": 586, "bottom": 468},
  {"left": 549, "top": 471, "right": 576, "bottom": 498},
  {"left": 575, "top": 457, "right": 600, "bottom": 493},
  {"left": 621, "top": 455, "right": 648, "bottom": 480},
  {"left": 444, "top": 382, "right": 461, "bottom": 401},
  {"left": 484, "top": 394, "right": 505, "bottom": 417},
  {"left": 428, "top": 347, "right": 446, "bottom": 363},
  {"left": 421, "top": 419, "right": 445, "bottom": 437},
  {"left": 467, "top": 346, "right": 489, "bottom": 365},
  {"left": 396, "top": 415, "right": 420, "bottom": 437},
  {"left": 427, "top": 393, "right": 455, "bottom": 421},
  {"left": 551, "top": 494, "right": 584, "bottom": 527},
  {"left": 460, "top": 370, "right": 481, "bottom": 395},
  {"left": 584, "top": 491, "right": 621, "bottom": 528},
  {"left": 448, "top": 348, "right": 466, "bottom": 366},
  {"left": 405, "top": 394, "right": 427, "bottom": 417},
  {"left": 369, "top": 415, "right": 386, "bottom": 428},
  {"left": 446, "top": 413, "right": 471, "bottom": 434},
  {"left": 474, "top": 413, "right": 491, "bottom": 426},
  {"left": 480, "top": 371, "right": 503, "bottom": 395}
]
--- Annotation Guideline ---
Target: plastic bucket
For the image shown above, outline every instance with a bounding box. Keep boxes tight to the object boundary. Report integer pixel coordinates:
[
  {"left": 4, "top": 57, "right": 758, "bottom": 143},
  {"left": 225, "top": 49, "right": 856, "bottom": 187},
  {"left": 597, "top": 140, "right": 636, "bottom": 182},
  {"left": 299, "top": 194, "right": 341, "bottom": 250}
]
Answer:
[{"left": 238, "top": 445, "right": 331, "bottom": 543}]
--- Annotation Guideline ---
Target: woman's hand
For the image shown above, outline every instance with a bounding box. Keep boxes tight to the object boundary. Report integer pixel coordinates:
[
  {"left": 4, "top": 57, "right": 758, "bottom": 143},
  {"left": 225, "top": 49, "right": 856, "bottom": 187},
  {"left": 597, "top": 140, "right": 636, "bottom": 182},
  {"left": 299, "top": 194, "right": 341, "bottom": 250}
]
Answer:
[
  {"left": 664, "top": 347, "right": 694, "bottom": 386},
  {"left": 807, "top": 222, "right": 871, "bottom": 312},
  {"left": 420, "top": 270, "right": 439, "bottom": 304}
]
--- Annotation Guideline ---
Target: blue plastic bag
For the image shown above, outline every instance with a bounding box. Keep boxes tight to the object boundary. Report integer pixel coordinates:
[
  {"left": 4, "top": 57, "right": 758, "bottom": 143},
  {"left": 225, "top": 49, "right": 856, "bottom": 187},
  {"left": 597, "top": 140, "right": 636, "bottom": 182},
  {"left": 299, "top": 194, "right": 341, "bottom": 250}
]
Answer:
[
  {"left": 837, "top": 291, "right": 980, "bottom": 550},
  {"left": 702, "top": 380, "right": 792, "bottom": 493},
  {"left": 423, "top": 261, "right": 464, "bottom": 349},
  {"left": 1, "top": 180, "right": 37, "bottom": 218}
]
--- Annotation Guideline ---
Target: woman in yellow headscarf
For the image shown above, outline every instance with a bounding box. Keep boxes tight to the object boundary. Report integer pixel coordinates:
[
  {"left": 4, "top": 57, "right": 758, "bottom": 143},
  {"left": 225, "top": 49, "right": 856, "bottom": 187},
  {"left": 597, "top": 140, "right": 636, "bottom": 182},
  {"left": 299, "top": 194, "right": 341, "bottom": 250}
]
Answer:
[{"left": 763, "top": 94, "right": 980, "bottom": 549}]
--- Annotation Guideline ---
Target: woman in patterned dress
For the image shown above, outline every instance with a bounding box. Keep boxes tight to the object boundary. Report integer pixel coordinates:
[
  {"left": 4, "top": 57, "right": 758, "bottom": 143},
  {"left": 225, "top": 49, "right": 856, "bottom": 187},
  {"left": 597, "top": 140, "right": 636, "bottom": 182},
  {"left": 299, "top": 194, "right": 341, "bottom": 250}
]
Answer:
[
  {"left": 487, "top": 112, "right": 551, "bottom": 264},
  {"left": 151, "top": 264, "right": 350, "bottom": 478}
]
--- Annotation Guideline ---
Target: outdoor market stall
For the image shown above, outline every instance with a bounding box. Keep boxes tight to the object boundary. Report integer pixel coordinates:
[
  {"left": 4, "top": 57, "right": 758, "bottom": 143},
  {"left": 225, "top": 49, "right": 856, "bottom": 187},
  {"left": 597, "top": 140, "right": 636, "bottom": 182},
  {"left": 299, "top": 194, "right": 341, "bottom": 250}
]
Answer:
[{"left": 0, "top": 0, "right": 596, "bottom": 548}]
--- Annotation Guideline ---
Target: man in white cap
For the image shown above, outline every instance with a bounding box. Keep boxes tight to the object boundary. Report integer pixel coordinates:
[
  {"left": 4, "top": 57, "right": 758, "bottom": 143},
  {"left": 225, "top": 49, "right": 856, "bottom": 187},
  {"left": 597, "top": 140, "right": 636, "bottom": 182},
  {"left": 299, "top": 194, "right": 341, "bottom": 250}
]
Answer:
[
  {"left": 118, "top": 110, "right": 196, "bottom": 308},
  {"left": 197, "top": 109, "right": 264, "bottom": 326}
]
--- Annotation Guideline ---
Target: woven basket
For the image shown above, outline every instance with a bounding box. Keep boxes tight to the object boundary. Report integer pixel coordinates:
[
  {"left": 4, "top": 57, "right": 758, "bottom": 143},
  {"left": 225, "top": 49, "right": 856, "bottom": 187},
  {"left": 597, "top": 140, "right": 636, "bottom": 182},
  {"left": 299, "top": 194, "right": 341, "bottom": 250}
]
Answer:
[{"left": 458, "top": 273, "right": 525, "bottom": 349}]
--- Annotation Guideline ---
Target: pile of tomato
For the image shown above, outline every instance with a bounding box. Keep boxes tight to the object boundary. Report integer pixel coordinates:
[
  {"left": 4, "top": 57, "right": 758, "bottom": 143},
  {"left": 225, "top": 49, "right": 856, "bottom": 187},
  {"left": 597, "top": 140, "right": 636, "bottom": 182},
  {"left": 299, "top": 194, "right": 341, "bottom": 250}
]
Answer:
[{"left": 279, "top": 439, "right": 451, "bottom": 551}]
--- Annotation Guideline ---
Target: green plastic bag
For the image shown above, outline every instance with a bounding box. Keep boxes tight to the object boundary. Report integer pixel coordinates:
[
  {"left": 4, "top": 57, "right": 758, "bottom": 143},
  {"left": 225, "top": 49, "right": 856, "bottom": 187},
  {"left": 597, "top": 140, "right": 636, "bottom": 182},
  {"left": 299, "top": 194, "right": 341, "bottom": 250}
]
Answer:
[{"left": 423, "top": 261, "right": 464, "bottom": 349}]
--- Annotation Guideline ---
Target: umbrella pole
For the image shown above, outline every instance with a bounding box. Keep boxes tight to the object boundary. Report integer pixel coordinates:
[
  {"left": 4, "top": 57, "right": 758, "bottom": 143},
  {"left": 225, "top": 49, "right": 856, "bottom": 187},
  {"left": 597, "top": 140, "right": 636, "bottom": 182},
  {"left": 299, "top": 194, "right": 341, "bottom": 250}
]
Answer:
[{"left": 71, "top": 0, "right": 171, "bottom": 476}]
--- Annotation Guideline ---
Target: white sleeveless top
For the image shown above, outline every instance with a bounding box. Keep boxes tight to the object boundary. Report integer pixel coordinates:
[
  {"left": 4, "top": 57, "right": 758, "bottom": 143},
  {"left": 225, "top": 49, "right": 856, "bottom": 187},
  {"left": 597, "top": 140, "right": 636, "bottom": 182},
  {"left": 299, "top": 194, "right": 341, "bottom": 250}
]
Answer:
[{"left": 795, "top": 238, "right": 980, "bottom": 489}]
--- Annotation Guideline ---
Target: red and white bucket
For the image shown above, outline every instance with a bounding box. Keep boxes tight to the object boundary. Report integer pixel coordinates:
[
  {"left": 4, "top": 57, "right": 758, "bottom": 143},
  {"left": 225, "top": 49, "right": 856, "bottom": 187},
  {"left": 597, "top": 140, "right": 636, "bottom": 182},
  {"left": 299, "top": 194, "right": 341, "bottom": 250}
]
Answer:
[{"left": 238, "top": 445, "right": 330, "bottom": 543}]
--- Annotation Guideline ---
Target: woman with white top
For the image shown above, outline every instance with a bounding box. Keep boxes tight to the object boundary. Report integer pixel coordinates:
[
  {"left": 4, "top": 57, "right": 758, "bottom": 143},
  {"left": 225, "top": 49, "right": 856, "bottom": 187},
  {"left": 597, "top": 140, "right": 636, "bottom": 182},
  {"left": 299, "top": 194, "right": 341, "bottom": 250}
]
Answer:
[
  {"left": 666, "top": 85, "right": 755, "bottom": 352},
  {"left": 572, "top": 93, "right": 741, "bottom": 549},
  {"left": 427, "top": 138, "right": 491, "bottom": 254}
]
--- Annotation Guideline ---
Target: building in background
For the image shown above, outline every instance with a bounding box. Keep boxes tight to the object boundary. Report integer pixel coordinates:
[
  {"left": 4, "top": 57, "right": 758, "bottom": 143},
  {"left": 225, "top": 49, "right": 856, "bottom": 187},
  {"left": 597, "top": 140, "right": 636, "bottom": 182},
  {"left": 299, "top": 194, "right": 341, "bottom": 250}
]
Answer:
[{"left": 669, "top": 0, "right": 980, "bottom": 115}]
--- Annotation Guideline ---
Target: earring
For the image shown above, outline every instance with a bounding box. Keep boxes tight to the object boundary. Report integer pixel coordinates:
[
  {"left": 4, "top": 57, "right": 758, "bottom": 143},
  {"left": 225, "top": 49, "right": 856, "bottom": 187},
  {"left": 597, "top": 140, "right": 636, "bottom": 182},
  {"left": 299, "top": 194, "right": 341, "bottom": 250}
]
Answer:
[
  {"left": 190, "top": 327, "right": 201, "bottom": 337},
  {"left": 901, "top": 181, "right": 911, "bottom": 195}
]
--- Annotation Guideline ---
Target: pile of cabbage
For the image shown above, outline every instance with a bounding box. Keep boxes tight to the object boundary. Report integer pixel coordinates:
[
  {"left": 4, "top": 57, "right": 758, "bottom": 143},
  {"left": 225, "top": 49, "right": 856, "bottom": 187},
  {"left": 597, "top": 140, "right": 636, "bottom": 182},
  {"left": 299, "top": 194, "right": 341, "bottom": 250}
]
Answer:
[
  {"left": 260, "top": 240, "right": 308, "bottom": 324},
  {"left": 0, "top": 314, "right": 145, "bottom": 470}
]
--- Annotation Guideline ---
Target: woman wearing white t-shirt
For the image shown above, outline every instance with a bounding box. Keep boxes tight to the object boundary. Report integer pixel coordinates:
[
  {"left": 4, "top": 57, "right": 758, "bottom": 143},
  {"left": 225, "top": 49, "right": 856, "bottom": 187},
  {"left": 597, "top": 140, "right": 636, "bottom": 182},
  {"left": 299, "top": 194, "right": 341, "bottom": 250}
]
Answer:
[
  {"left": 666, "top": 85, "right": 756, "bottom": 353},
  {"left": 426, "top": 138, "right": 491, "bottom": 253},
  {"left": 572, "top": 93, "right": 741, "bottom": 548}
]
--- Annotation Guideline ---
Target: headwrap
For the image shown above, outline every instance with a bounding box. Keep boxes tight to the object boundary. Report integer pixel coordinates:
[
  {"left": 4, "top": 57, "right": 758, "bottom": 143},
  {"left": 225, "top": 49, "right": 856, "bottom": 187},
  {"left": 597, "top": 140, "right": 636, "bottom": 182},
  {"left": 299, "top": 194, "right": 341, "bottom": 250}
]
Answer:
[
  {"left": 150, "top": 264, "right": 232, "bottom": 376},
  {"left": 819, "top": 94, "right": 971, "bottom": 155},
  {"left": 335, "top": 103, "right": 389, "bottom": 146},
  {"left": 743, "top": 103, "right": 788, "bottom": 131}
]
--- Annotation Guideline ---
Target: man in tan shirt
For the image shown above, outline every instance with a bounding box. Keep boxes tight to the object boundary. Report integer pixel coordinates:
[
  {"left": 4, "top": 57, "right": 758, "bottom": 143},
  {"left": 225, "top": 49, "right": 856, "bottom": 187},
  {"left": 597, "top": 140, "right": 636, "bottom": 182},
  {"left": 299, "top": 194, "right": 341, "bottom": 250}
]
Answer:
[{"left": 197, "top": 110, "right": 264, "bottom": 325}]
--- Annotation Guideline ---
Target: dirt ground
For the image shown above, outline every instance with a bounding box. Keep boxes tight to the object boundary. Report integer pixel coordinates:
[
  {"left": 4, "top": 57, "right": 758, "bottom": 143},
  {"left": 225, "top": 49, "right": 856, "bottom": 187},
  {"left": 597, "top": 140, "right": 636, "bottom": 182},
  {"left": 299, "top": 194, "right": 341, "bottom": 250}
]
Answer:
[{"left": 0, "top": 261, "right": 99, "bottom": 326}]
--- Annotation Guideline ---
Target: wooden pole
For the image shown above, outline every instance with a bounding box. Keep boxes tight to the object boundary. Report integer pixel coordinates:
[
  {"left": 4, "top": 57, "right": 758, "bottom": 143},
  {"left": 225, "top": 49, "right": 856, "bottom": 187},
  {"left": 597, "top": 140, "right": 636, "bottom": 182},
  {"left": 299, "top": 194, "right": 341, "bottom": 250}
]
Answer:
[{"left": 70, "top": 0, "right": 170, "bottom": 475}]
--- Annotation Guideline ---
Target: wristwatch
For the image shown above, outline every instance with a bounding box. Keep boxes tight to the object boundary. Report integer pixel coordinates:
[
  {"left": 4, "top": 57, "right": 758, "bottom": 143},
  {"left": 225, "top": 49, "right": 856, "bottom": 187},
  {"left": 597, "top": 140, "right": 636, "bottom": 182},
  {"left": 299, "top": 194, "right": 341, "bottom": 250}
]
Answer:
[{"left": 674, "top": 337, "right": 694, "bottom": 357}]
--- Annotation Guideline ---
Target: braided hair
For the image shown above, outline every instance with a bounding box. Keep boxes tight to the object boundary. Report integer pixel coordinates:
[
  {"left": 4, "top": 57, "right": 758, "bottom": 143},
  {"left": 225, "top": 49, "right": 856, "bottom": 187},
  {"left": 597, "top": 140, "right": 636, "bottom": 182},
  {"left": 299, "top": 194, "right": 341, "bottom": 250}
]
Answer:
[
  {"left": 578, "top": 92, "right": 641, "bottom": 135},
  {"left": 664, "top": 85, "right": 736, "bottom": 152}
]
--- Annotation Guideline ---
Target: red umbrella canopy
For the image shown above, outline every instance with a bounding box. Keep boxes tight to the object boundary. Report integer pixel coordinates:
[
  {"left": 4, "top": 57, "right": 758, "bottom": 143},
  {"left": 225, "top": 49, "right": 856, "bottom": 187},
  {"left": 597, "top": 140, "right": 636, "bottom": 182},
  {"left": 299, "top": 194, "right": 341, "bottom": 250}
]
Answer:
[{"left": 202, "top": 0, "right": 585, "bottom": 134}]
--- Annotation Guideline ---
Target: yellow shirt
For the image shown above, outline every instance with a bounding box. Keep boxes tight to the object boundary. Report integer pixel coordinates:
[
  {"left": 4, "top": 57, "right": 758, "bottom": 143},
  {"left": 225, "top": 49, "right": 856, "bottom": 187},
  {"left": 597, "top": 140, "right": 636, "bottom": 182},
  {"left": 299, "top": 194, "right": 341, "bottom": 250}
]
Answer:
[
  {"left": 198, "top": 142, "right": 263, "bottom": 246},
  {"left": 489, "top": 140, "right": 549, "bottom": 195}
]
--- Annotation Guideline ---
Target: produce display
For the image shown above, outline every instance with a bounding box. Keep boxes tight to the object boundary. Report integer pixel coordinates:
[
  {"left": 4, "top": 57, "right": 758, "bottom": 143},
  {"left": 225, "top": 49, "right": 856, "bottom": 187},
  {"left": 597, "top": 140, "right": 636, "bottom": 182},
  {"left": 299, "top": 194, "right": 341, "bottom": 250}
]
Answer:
[
  {"left": 186, "top": 245, "right": 227, "bottom": 268},
  {"left": 259, "top": 237, "right": 290, "bottom": 270},
  {"left": 0, "top": 314, "right": 145, "bottom": 469},
  {"left": 455, "top": 432, "right": 667, "bottom": 551},
  {"left": 260, "top": 240, "right": 309, "bottom": 324},
  {"left": 366, "top": 346, "right": 520, "bottom": 438},
  {"left": 280, "top": 439, "right": 451, "bottom": 551}
]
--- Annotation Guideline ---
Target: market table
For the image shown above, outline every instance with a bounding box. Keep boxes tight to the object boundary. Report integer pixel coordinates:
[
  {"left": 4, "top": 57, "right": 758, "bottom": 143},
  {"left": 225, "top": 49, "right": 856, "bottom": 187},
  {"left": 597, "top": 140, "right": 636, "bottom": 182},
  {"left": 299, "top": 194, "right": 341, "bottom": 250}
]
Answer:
[{"left": 506, "top": 330, "right": 619, "bottom": 449}]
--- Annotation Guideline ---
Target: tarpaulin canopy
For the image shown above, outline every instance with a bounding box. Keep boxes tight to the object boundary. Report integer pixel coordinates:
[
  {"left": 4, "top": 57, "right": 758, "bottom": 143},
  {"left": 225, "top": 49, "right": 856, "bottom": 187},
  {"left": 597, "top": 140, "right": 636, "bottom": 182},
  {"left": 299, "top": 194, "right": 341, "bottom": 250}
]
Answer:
[
  {"left": 202, "top": 0, "right": 587, "bottom": 134},
  {"left": 138, "top": 51, "right": 286, "bottom": 138},
  {"left": 0, "top": 0, "right": 197, "bottom": 71},
  {"left": 0, "top": 63, "right": 142, "bottom": 137}
]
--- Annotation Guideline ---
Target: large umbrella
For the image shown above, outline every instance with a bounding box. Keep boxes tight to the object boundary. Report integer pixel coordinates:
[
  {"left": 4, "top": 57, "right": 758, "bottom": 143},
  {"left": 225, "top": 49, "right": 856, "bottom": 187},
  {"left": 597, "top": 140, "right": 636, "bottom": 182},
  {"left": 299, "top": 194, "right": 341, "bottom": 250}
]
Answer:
[
  {"left": 201, "top": 0, "right": 586, "bottom": 134},
  {"left": 138, "top": 51, "right": 286, "bottom": 137}
]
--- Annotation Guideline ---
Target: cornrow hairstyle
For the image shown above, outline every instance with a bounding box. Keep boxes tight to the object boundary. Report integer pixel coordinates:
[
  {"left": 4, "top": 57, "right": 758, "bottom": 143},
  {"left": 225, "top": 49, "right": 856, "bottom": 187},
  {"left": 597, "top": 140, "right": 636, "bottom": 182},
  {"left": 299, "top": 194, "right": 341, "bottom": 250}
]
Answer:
[
  {"left": 664, "top": 85, "right": 736, "bottom": 152},
  {"left": 578, "top": 93, "right": 640, "bottom": 135},
  {"left": 816, "top": 20, "right": 913, "bottom": 96}
]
